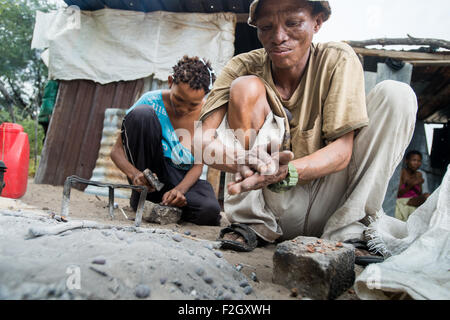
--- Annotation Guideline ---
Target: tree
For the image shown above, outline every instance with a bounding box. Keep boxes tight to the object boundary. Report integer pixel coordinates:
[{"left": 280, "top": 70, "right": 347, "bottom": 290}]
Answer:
[{"left": 0, "top": 0, "right": 56, "bottom": 122}]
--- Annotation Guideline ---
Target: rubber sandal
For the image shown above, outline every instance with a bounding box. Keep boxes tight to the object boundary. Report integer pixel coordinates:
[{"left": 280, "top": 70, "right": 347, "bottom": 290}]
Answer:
[
  {"left": 217, "top": 224, "right": 258, "bottom": 252},
  {"left": 355, "top": 256, "right": 385, "bottom": 266}
]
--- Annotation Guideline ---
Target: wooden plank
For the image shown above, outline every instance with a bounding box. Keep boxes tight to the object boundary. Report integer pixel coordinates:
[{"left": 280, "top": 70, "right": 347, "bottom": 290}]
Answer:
[
  {"left": 352, "top": 47, "right": 450, "bottom": 61},
  {"left": 418, "top": 82, "right": 450, "bottom": 120},
  {"left": 206, "top": 167, "right": 222, "bottom": 199},
  {"left": 409, "top": 60, "right": 450, "bottom": 67}
]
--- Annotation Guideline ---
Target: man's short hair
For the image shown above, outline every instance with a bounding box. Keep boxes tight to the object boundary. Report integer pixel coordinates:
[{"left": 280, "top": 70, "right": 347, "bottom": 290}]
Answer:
[
  {"left": 172, "top": 56, "right": 216, "bottom": 94},
  {"left": 247, "top": 0, "right": 332, "bottom": 27}
]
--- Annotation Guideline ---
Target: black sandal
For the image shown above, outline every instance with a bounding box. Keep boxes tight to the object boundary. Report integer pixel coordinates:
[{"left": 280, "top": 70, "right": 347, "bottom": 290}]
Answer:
[
  {"left": 217, "top": 224, "right": 258, "bottom": 252},
  {"left": 344, "top": 239, "right": 385, "bottom": 266}
]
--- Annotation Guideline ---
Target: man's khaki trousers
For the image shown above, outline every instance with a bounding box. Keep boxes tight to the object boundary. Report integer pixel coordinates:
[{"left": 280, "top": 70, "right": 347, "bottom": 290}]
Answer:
[{"left": 218, "top": 80, "right": 418, "bottom": 242}]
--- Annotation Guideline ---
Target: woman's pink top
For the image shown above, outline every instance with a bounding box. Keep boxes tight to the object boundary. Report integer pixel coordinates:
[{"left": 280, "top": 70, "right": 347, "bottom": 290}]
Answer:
[{"left": 398, "top": 184, "right": 421, "bottom": 199}]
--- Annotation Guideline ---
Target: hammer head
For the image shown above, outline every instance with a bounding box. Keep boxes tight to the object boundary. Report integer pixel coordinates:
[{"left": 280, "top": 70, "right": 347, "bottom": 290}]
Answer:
[{"left": 143, "top": 169, "right": 164, "bottom": 192}]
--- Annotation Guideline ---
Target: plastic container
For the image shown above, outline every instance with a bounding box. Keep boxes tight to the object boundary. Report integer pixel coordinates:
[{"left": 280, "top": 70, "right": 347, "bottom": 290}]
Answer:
[{"left": 0, "top": 123, "right": 30, "bottom": 198}]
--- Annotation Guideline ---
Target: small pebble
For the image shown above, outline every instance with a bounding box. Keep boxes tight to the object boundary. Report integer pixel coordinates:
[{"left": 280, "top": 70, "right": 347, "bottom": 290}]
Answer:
[
  {"left": 204, "top": 244, "right": 214, "bottom": 251},
  {"left": 250, "top": 272, "right": 259, "bottom": 282},
  {"left": 190, "top": 290, "right": 197, "bottom": 297},
  {"left": 222, "top": 284, "right": 228, "bottom": 290},
  {"left": 134, "top": 285, "right": 150, "bottom": 298},
  {"left": 214, "top": 251, "right": 223, "bottom": 258},
  {"left": 203, "top": 276, "right": 214, "bottom": 285},
  {"left": 172, "top": 279, "right": 183, "bottom": 287},
  {"left": 223, "top": 293, "right": 233, "bottom": 300},
  {"left": 92, "top": 258, "right": 106, "bottom": 265},
  {"left": 239, "top": 280, "right": 249, "bottom": 288},
  {"left": 160, "top": 278, "right": 167, "bottom": 285},
  {"left": 186, "top": 249, "right": 194, "bottom": 256},
  {"left": 230, "top": 287, "right": 236, "bottom": 293},
  {"left": 217, "top": 290, "right": 223, "bottom": 296},
  {"left": 195, "top": 268, "right": 205, "bottom": 277},
  {"left": 172, "top": 234, "right": 183, "bottom": 242},
  {"left": 184, "top": 230, "right": 191, "bottom": 236},
  {"left": 243, "top": 286, "right": 253, "bottom": 295}
]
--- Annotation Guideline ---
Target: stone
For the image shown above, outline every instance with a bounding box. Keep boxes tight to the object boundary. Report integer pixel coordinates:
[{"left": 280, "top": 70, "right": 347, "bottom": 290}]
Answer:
[
  {"left": 142, "top": 201, "right": 182, "bottom": 225},
  {"left": 243, "top": 286, "right": 253, "bottom": 295},
  {"left": 273, "top": 236, "right": 355, "bottom": 300},
  {"left": 172, "top": 279, "right": 183, "bottom": 287},
  {"left": 135, "top": 284, "right": 151, "bottom": 298},
  {"left": 92, "top": 258, "right": 106, "bottom": 265},
  {"left": 195, "top": 268, "right": 205, "bottom": 277},
  {"left": 250, "top": 272, "right": 258, "bottom": 282},
  {"left": 160, "top": 278, "right": 167, "bottom": 285},
  {"left": 172, "top": 234, "right": 183, "bottom": 242},
  {"left": 239, "top": 280, "right": 249, "bottom": 288},
  {"left": 184, "top": 231, "right": 191, "bottom": 236},
  {"left": 203, "top": 276, "right": 214, "bottom": 285},
  {"left": 214, "top": 251, "right": 223, "bottom": 258}
]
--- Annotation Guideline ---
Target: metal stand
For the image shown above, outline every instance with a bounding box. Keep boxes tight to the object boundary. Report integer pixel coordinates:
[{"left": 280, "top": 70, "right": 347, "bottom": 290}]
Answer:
[{"left": 61, "top": 175, "right": 148, "bottom": 227}]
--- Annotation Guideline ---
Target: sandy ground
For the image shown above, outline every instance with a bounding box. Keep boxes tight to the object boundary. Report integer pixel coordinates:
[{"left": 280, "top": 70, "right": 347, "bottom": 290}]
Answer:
[{"left": 16, "top": 177, "right": 361, "bottom": 300}]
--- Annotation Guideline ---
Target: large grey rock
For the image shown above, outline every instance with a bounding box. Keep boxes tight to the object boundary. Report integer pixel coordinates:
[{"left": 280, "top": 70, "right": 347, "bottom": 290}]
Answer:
[
  {"left": 0, "top": 209, "right": 257, "bottom": 300},
  {"left": 142, "top": 201, "right": 182, "bottom": 225},
  {"left": 273, "top": 236, "right": 355, "bottom": 300}
]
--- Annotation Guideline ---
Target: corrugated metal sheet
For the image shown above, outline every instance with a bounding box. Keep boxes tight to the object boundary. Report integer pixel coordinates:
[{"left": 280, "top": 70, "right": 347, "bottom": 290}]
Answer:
[
  {"left": 35, "top": 79, "right": 145, "bottom": 189},
  {"left": 84, "top": 108, "right": 131, "bottom": 198}
]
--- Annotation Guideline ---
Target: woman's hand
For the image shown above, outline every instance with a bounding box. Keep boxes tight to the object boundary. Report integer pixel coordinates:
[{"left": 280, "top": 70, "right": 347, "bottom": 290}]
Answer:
[
  {"left": 131, "top": 171, "right": 156, "bottom": 193},
  {"left": 162, "top": 188, "right": 187, "bottom": 207}
]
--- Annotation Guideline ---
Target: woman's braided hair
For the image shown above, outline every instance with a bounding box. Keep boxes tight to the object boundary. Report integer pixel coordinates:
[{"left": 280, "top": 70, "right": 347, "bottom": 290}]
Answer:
[{"left": 172, "top": 55, "right": 216, "bottom": 94}]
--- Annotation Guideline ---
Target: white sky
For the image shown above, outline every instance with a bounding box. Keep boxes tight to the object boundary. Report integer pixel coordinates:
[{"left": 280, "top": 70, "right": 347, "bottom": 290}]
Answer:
[{"left": 315, "top": 0, "right": 450, "bottom": 44}]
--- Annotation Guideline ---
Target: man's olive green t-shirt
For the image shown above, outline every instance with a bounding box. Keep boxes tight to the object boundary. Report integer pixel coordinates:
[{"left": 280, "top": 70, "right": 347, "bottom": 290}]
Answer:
[{"left": 199, "top": 42, "right": 369, "bottom": 160}]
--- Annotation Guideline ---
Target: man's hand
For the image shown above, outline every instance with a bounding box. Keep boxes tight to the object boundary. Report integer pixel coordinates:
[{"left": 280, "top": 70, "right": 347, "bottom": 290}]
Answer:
[
  {"left": 131, "top": 171, "right": 156, "bottom": 193},
  {"left": 234, "top": 140, "right": 282, "bottom": 183},
  {"left": 162, "top": 188, "right": 187, "bottom": 207},
  {"left": 228, "top": 150, "right": 294, "bottom": 195}
]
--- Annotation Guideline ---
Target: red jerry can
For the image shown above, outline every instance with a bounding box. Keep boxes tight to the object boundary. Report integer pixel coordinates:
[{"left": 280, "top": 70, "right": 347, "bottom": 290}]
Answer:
[{"left": 0, "top": 123, "right": 30, "bottom": 198}]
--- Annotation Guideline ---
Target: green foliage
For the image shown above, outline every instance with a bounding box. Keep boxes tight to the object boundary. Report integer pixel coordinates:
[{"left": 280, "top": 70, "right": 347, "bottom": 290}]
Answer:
[
  {"left": 0, "top": 0, "right": 56, "bottom": 119},
  {"left": 18, "top": 117, "right": 44, "bottom": 161}
]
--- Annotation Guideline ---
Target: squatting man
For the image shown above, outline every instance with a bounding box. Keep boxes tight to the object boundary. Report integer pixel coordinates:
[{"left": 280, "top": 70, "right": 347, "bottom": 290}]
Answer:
[{"left": 193, "top": 0, "right": 418, "bottom": 252}]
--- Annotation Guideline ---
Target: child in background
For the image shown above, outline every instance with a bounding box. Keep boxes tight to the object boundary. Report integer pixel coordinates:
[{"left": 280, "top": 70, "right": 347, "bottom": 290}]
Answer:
[{"left": 395, "top": 150, "right": 430, "bottom": 221}]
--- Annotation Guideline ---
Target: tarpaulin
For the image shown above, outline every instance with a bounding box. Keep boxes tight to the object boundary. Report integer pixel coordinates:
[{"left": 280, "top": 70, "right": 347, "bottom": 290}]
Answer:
[{"left": 32, "top": 8, "right": 236, "bottom": 84}]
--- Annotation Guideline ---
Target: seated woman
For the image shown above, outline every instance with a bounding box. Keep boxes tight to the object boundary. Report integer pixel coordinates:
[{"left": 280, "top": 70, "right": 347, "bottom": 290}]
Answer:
[
  {"left": 111, "top": 56, "right": 221, "bottom": 226},
  {"left": 395, "top": 150, "right": 430, "bottom": 221}
]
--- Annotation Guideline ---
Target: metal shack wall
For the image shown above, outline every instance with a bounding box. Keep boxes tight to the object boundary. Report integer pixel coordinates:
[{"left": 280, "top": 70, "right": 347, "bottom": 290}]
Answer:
[{"left": 34, "top": 79, "right": 145, "bottom": 189}]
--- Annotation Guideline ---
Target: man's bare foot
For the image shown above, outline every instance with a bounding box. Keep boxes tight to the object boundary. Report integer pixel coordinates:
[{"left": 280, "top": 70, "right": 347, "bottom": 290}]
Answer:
[
  {"left": 355, "top": 248, "right": 378, "bottom": 256},
  {"left": 222, "top": 232, "right": 246, "bottom": 244}
]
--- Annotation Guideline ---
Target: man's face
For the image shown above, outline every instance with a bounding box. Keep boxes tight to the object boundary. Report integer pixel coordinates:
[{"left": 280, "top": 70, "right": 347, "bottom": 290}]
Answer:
[{"left": 255, "top": 0, "right": 323, "bottom": 70}]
